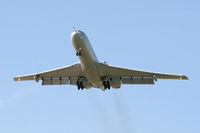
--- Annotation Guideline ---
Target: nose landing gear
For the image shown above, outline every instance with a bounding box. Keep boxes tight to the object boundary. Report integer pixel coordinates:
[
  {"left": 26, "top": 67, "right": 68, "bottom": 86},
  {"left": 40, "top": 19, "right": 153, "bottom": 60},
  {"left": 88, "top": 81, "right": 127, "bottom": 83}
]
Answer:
[{"left": 76, "top": 48, "right": 82, "bottom": 56}]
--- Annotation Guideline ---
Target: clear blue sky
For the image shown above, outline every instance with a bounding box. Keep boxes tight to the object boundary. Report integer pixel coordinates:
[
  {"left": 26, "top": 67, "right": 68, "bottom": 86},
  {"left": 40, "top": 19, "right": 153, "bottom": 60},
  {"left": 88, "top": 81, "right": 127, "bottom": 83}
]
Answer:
[{"left": 0, "top": 0, "right": 199, "bottom": 133}]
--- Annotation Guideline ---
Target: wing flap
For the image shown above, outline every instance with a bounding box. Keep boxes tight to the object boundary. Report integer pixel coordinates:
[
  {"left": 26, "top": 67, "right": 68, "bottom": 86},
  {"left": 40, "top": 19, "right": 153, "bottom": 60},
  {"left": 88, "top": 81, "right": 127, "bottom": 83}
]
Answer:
[
  {"left": 42, "top": 77, "right": 70, "bottom": 85},
  {"left": 121, "top": 77, "right": 154, "bottom": 84}
]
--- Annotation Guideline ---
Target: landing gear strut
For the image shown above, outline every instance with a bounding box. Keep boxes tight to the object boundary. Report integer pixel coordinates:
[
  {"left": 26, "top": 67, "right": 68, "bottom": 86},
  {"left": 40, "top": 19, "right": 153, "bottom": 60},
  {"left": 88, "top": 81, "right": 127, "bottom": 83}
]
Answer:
[
  {"left": 77, "top": 81, "right": 84, "bottom": 90},
  {"left": 103, "top": 81, "right": 110, "bottom": 90}
]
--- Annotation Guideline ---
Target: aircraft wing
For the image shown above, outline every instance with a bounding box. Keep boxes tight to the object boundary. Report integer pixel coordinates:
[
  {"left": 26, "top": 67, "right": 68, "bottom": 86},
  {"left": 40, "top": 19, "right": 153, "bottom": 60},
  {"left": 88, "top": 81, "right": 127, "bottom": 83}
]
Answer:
[
  {"left": 97, "top": 64, "right": 188, "bottom": 84},
  {"left": 14, "top": 63, "right": 83, "bottom": 84}
]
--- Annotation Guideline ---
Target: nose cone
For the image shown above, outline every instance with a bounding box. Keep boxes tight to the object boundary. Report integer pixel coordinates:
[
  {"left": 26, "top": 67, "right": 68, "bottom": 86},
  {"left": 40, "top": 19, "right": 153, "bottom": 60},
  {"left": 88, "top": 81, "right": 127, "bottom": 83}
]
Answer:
[{"left": 71, "top": 31, "right": 81, "bottom": 40}]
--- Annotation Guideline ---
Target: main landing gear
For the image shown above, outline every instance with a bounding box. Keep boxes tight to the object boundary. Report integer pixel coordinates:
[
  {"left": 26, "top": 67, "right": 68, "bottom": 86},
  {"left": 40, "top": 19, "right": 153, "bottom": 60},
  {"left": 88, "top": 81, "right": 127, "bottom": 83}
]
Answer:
[
  {"left": 77, "top": 81, "right": 84, "bottom": 90},
  {"left": 103, "top": 81, "right": 110, "bottom": 90}
]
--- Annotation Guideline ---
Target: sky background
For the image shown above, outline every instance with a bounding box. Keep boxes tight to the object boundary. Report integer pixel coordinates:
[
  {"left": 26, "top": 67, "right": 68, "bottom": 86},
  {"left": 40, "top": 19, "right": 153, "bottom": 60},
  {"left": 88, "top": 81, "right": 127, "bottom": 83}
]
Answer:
[{"left": 0, "top": 0, "right": 200, "bottom": 133}]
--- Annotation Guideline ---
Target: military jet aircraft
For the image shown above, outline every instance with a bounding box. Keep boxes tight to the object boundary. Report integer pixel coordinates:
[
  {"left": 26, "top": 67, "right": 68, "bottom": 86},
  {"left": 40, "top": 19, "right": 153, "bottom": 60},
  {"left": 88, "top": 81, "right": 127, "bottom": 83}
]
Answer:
[{"left": 14, "top": 30, "right": 188, "bottom": 90}]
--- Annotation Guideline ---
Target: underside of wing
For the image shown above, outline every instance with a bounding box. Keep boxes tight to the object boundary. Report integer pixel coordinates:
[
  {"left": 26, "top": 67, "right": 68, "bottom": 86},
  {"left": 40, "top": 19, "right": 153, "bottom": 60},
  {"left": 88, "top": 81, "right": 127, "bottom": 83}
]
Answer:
[
  {"left": 97, "top": 64, "right": 188, "bottom": 85},
  {"left": 14, "top": 63, "right": 83, "bottom": 82},
  {"left": 14, "top": 63, "right": 93, "bottom": 88}
]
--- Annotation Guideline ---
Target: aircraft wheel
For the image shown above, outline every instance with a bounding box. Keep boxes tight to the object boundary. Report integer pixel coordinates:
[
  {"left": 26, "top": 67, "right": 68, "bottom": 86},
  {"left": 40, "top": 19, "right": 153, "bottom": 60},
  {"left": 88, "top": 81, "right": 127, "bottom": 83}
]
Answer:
[
  {"left": 108, "top": 86, "right": 110, "bottom": 90},
  {"left": 76, "top": 50, "right": 81, "bottom": 56},
  {"left": 80, "top": 82, "right": 84, "bottom": 90},
  {"left": 103, "top": 81, "right": 107, "bottom": 90},
  {"left": 107, "top": 81, "right": 110, "bottom": 90},
  {"left": 77, "top": 82, "right": 81, "bottom": 90},
  {"left": 77, "top": 85, "right": 80, "bottom": 90}
]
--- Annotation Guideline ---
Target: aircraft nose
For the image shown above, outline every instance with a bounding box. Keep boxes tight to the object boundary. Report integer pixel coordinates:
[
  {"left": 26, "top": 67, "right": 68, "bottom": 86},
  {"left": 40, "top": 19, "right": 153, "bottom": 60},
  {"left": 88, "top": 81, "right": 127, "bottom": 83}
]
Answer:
[{"left": 71, "top": 30, "right": 81, "bottom": 40}]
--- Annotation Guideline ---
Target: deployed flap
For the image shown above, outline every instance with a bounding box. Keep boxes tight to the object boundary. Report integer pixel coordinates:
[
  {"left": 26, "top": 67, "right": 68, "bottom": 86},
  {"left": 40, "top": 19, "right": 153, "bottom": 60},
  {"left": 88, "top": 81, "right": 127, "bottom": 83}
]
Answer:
[
  {"left": 121, "top": 76, "right": 154, "bottom": 84},
  {"left": 14, "top": 63, "right": 83, "bottom": 82},
  {"left": 97, "top": 64, "right": 188, "bottom": 81},
  {"left": 42, "top": 77, "right": 69, "bottom": 85}
]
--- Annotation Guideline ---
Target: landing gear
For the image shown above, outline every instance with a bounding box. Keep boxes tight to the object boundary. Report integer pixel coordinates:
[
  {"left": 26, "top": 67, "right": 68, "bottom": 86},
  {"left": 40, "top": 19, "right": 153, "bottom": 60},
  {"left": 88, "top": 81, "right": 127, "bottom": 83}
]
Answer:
[
  {"left": 103, "top": 81, "right": 110, "bottom": 90},
  {"left": 76, "top": 51, "right": 81, "bottom": 56},
  {"left": 77, "top": 81, "right": 84, "bottom": 90},
  {"left": 76, "top": 49, "right": 81, "bottom": 56}
]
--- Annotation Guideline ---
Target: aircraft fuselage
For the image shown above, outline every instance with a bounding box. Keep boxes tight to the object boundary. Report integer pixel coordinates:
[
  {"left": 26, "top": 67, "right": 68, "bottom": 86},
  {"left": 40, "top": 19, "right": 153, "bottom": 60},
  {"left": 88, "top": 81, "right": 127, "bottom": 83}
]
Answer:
[{"left": 71, "top": 30, "right": 103, "bottom": 88}]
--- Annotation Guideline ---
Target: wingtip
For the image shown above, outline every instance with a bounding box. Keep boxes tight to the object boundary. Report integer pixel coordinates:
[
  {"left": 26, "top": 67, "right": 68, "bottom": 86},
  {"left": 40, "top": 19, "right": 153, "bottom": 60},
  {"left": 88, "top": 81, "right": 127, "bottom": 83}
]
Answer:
[
  {"left": 180, "top": 75, "right": 189, "bottom": 80},
  {"left": 14, "top": 77, "right": 21, "bottom": 81}
]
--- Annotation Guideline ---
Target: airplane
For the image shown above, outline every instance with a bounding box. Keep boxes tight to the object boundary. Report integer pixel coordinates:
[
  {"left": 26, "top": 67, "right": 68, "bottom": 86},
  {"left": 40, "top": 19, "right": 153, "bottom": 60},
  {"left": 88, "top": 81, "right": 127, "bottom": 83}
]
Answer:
[{"left": 14, "top": 30, "right": 188, "bottom": 91}]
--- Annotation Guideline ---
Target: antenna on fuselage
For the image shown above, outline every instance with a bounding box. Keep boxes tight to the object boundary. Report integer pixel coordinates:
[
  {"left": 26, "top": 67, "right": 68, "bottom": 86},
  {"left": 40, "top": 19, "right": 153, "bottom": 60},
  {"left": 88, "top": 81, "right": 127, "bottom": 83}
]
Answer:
[{"left": 72, "top": 26, "right": 76, "bottom": 31}]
